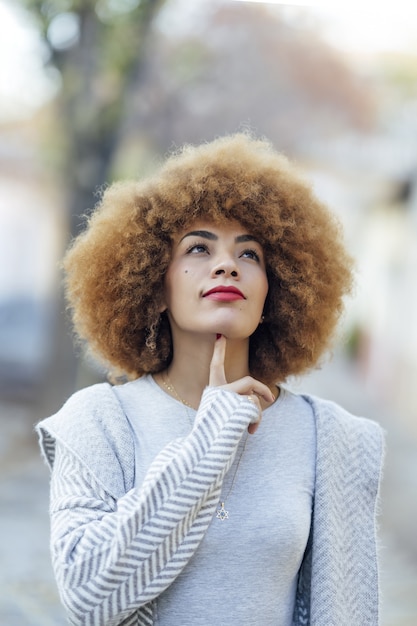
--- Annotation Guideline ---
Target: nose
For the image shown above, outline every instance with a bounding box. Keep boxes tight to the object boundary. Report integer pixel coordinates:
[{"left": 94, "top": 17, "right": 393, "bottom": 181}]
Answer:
[
  {"left": 215, "top": 268, "right": 238, "bottom": 277},
  {"left": 212, "top": 255, "right": 239, "bottom": 278}
]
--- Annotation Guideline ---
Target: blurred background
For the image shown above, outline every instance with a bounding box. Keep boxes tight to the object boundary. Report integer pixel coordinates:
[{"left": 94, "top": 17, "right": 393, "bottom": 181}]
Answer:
[{"left": 0, "top": 0, "right": 416, "bottom": 623}]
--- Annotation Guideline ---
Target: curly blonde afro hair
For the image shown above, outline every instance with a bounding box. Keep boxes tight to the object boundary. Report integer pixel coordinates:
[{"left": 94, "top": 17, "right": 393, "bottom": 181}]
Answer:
[{"left": 64, "top": 133, "right": 353, "bottom": 383}]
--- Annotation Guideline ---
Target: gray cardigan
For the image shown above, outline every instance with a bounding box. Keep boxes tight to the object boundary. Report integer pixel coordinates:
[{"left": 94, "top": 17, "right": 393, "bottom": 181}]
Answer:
[{"left": 37, "top": 383, "right": 384, "bottom": 626}]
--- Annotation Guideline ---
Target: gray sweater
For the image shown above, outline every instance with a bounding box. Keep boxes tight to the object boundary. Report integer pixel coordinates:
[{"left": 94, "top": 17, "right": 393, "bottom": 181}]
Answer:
[{"left": 37, "top": 382, "right": 384, "bottom": 626}]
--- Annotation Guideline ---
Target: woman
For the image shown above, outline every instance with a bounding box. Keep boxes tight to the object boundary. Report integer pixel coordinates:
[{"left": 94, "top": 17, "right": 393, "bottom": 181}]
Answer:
[{"left": 37, "top": 134, "right": 384, "bottom": 625}]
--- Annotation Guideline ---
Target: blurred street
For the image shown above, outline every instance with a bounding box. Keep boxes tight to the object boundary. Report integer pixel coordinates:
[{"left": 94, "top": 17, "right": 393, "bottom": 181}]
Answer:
[
  {"left": 0, "top": 355, "right": 417, "bottom": 625},
  {"left": 0, "top": 401, "right": 66, "bottom": 625}
]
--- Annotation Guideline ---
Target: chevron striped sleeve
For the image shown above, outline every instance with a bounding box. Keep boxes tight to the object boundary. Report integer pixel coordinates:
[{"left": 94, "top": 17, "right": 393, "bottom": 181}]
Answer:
[{"left": 44, "top": 386, "right": 258, "bottom": 626}]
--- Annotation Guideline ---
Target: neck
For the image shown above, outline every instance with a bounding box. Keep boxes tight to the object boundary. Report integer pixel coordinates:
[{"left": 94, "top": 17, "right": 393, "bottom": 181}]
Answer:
[{"left": 162, "top": 333, "right": 251, "bottom": 408}]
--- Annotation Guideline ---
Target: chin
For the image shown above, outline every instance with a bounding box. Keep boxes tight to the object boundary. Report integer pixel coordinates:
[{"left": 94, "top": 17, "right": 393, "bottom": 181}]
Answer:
[
  {"left": 189, "top": 316, "right": 258, "bottom": 340},
  {"left": 210, "top": 326, "right": 256, "bottom": 341}
]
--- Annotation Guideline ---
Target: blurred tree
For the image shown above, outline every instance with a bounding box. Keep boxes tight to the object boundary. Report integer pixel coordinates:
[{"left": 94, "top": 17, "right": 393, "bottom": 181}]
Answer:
[
  {"left": 21, "top": 0, "right": 165, "bottom": 237},
  {"left": 17, "top": 0, "right": 165, "bottom": 409},
  {"left": 128, "top": 2, "right": 375, "bottom": 156}
]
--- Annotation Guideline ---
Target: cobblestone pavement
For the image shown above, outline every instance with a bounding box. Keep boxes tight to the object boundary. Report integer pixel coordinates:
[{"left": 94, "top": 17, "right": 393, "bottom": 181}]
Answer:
[{"left": 1, "top": 355, "right": 417, "bottom": 625}]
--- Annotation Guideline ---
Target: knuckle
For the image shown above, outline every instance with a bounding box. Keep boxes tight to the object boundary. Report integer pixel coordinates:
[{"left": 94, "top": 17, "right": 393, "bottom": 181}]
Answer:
[{"left": 243, "top": 375, "right": 255, "bottom": 386}]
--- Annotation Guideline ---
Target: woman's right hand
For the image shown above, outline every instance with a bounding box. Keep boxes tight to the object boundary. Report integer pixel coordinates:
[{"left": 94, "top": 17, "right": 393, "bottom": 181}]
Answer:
[{"left": 208, "top": 335, "right": 275, "bottom": 434}]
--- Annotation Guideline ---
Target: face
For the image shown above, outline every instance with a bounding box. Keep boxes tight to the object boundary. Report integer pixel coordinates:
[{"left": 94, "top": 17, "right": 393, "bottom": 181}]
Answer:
[{"left": 163, "top": 220, "right": 268, "bottom": 342}]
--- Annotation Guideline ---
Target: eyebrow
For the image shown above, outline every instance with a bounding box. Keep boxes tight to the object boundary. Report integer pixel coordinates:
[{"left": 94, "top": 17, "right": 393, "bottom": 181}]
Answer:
[{"left": 179, "top": 230, "right": 261, "bottom": 245}]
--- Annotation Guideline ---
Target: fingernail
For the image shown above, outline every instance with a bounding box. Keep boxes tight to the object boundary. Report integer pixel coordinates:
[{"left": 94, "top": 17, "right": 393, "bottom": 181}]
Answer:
[{"left": 216, "top": 333, "right": 222, "bottom": 340}]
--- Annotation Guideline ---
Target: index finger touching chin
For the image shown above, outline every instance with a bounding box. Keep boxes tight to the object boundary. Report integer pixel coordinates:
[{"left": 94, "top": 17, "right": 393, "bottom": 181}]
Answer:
[{"left": 208, "top": 334, "right": 227, "bottom": 386}]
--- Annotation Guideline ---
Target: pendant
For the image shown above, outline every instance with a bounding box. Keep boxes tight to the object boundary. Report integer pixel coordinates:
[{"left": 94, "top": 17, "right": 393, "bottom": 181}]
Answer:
[{"left": 216, "top": 502, "right": 229, "bottom": 521}]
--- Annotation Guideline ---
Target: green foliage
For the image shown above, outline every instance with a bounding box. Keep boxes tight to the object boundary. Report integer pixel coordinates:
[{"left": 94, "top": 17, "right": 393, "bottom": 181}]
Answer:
[
  {"left": 378, "top": 54, "right": 417, "bottom": 99},
  {"left": 21, "top": 0, "right": 162, "bottom": 73}
]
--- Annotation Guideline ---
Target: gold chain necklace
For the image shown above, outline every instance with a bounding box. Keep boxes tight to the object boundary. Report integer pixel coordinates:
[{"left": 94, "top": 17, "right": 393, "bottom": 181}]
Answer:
[
  {"left": 162, "top": 373, "right": 196, "bottom": 409},
  {"left": 161, "top": 371, "right": 250, "bottom": 522}
]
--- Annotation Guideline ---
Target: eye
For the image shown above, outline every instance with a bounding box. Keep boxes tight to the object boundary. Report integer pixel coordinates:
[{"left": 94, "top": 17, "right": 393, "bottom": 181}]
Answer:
[
  {"left": 185, "top": 242, "right": 209, "bottom": 254},
  {"left": 240, "top": 248, "right": 261, "bottom": 262}
]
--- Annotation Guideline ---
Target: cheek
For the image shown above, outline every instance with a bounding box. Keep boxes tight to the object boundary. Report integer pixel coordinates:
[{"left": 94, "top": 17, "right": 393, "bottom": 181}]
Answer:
[
  {"left": 181, "top": 264, "right": 198, "bottom": 279},
  {"left": 259, "top": 276, "right": 269, "bottom": 305},
  {"left": 164, "top": 265, "right": 195, "bottom": 305}
]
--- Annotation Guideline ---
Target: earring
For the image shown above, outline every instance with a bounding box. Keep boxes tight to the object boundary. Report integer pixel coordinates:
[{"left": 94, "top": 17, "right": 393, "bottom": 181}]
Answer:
[
  {"left": 260, "top": 315, "right": 265, "bottom": 323},
  {"left": 145, "top": 316, "right": 161, "bottom": 352}
]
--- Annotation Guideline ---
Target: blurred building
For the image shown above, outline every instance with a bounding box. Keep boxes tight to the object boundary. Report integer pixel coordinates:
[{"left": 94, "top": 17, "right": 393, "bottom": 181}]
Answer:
[{"left": 0, "top": 122, "right": 63, "bottom": 398}]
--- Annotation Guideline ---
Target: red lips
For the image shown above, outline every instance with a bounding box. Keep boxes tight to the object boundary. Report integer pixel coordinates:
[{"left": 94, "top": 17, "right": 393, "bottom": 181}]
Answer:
[{"left": 203, "top": 286, "right": 245, "bottom": 301}]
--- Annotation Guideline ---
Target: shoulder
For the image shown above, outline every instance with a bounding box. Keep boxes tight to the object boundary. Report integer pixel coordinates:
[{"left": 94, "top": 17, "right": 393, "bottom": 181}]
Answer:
[
  {"left": 37, "top": 382, "right": 135, "bottom": 498},
  {"left": 38, "top": 382, "right": 124, "bottom": 442},
  {"left": 302, "top": 393, "right": 385, "bottom": 480},
  {"left": 302, "top": 394, "right": 384, "bottom": 439}
]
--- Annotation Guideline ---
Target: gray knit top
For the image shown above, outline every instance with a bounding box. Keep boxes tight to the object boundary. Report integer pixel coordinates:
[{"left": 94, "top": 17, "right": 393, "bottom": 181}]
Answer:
[{"left": 37, "top": 381, "right": 384, "bottom": 626}]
